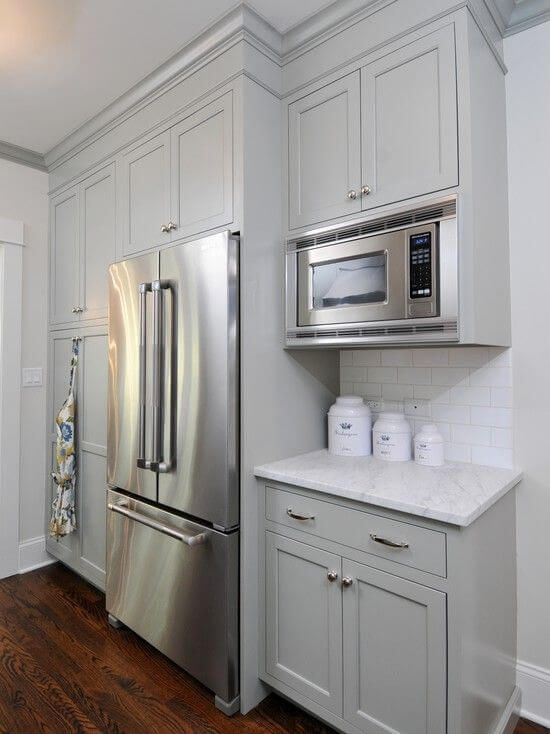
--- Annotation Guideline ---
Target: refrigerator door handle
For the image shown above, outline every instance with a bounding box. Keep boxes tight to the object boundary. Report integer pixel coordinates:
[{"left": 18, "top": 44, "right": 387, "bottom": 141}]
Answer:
[
  {"left": 137, "top": 282, "right": 152, "bottom": 470},
  {"left": 107, "top": 501, "right": 208, "bottom": 545},
  {"left": 151, "top": 279, "right": 173, "bottom": 473}
]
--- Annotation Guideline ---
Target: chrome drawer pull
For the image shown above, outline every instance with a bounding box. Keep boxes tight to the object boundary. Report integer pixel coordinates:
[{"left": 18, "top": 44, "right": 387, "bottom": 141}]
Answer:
[
  {"left": 369, "top": 533, "right": 409, "bottom": 549},
  {"left": 108, "top": 502, "right": 207, "bottom": 546},
  {"left": 286, "top": 507, "right": 315, "bottom": 521}
]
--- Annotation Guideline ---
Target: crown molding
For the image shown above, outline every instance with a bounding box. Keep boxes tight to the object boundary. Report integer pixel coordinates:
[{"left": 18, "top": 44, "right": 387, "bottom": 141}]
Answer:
[
  {"left": 504, "top": 0, "right": 550, "bottom": 35},
  {"left": 0, "top": 141, "right": 46, "bottom": 172}
]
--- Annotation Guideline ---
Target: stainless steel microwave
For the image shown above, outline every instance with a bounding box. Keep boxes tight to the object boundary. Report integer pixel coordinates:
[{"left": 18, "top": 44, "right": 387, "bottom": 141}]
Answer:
[{"left": 285, "top": 197, "right": 458, "bottom": 347}]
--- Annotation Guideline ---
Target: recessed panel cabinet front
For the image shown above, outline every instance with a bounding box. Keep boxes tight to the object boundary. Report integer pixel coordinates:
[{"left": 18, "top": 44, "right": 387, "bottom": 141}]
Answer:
[
  {"left": 361, "top": 24, "right": 458, "bottom": 210},
  {"left": 50, "top": 189, "right": 80, "bottom": 326},
  {"left": 170, "top": 92, "right": 233, "bottom": 240},
  {"left": 265, "top": 532, "right": 343, "bottom": 715},
  {"left": 120, "top": 131, "right": 171, "bottom": 256},
  {"left": 342, "top": 560, "right": 447, "bottom": 734},
  {"left": 288, "top": 72, "right": 361, "bottom": 229}
]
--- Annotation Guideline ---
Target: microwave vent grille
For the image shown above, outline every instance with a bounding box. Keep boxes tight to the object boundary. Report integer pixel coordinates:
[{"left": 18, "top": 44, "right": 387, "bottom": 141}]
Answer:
[
  {"left": 290, "top": 199, "right": 457, "bottom": 250},
  {"left": 287, "top": 320, "right": 458, "bottom": 342}
]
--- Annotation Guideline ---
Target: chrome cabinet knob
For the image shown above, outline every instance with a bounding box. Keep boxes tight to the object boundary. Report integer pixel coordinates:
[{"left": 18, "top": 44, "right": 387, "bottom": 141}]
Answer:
[
  {"left": 342, "top": 576, "right": 353, "bottom": 587},
  {"left": 161, "top": 224, "right": 169, "bottom": 233},
  {"left": 167, "top": 221, "right": 177, "bottom": 231},
  {"left": 361, "top": 185, "right": 372, "bottom": 196},
  {"left": 347, "top": 189, "right": 357, "bottom": 200},
  {"left": 72, "top": 307, "right": 77, "bottom": 313},
  {"left": 72, "top": 306, "right": 83, "bottom": 313},
  {"left": 327, "top": 571, "right": 338, "bottom": 582}
]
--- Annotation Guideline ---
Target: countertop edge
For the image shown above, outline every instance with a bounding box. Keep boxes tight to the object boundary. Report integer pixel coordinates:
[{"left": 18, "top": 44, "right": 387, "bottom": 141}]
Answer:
[{"left": 254, "top": 465, "right": 523, "bottom": 528}]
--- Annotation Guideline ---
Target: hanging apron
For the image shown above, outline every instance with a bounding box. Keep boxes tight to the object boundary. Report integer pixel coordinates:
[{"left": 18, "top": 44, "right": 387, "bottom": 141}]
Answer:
[{"left": 49, "top": 338, "right": 79, "bottom": 539}]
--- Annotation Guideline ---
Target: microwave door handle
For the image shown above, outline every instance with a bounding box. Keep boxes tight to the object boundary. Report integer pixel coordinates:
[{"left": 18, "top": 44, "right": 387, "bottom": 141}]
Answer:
[
  {"left": 137, "top": 283, "right": 152, "bottom": 470},
  {"left": 151, "top": 280, "right": 173, "bottom": 473}
]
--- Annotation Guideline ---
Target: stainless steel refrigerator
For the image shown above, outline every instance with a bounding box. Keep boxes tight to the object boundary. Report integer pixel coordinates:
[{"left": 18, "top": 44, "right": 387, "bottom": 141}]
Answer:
[{"left": 105, "top": 231, "right": 239, "bottom": 715}]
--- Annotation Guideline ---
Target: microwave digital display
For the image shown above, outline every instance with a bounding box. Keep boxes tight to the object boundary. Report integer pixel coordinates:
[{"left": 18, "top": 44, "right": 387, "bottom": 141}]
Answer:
[{"left": 409, "top": 232, "right": 432, "bottom": 299}]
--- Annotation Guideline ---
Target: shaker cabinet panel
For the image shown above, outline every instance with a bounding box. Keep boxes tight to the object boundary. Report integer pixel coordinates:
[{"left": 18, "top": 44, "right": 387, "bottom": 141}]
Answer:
[
  {"left": 120, "top": 131, "right": 171, "bottom": 256},
  {"left": 50, "top": 189, "right": 80, "bottom": 326},
  {"left": 288, "top": 72, "right": 362, "bottom": 229},
  {"left": 80, "top": 164, "right": 116, "bottom": 321},
  {"left": 265, "top": 532, "right": 343, "bottom": 714},
  {"left": 361, "top": 25, "right": 458, "bottom": 210},
  {"left": 342, "top": 559, "right": 447, "bottom": 734},
  {"left": 170, "top": 92, "right": 233, "bottom": 240},
  {"left": 79, "top": 450, "right": 107, "bottom": 585}
]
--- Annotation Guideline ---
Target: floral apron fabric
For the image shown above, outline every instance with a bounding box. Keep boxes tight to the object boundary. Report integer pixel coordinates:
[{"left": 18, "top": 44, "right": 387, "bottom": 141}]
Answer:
[{"left": 49, "top": 338, "right": 79, "bottom": 539}]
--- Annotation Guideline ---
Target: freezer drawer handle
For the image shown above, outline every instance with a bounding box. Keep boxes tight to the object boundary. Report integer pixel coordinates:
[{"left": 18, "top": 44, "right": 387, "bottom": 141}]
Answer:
[
  {"left": 108, "top": 502, "right": 207, "bottom": 546},
  {"left": 137, "top": 282, "right": 152, "bottom": 470}
]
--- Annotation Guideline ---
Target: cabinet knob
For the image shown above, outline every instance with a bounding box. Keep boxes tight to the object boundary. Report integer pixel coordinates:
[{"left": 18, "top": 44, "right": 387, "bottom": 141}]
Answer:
[
  {"left": 327, "top": 571, "right": 338, "bottom": 582},
  {"left": 361, "top": 185, "right": 372, "bottom": 196},
  {"left": 161, "top": 224, "right": 169, "bottom": 233},
  {"left": 72, "top": 307, "right": 77, "bottom": 313},
  {"left": 347, "top": 189, "right": 357, "bottom": 200},
  {"left": 72, "top": 306, "right": 83, "bottom": 314},
  {"left": 167, "top": 221, "right": 177, "bottom": 231},
  {"left": 342, "top": 576, "right": 353, "bottom": 588}
]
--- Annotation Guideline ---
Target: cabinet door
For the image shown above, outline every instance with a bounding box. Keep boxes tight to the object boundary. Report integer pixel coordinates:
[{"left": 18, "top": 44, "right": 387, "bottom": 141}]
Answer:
[
  {"left": 78, "top": 329, "right": 108, "bottom": 588},
  {"left": 120, "top": 131, "right": 171, "bottom": 256},
  {"left": 50, "top": 188, "right": 80, "bottom": 326},
  {"left": 265, "top": 532, "right": 343, "bottom": 714},
  {"left": 288, "top": 72, "right": 361, "bottom": 229},
  {"left": 342, "top": 560, "right": 446, "bottom": 734},
  {"left": 361, "top": 25, "right": 458, "bottom": 210},
  {"left": 79, "top": 164, "right": 116, "bottom": 321},
  {"left": 170, "top": 92, "right": 233, "bottom": 240}
]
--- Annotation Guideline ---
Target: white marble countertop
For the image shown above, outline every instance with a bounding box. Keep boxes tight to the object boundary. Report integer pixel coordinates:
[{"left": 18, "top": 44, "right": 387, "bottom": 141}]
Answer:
[{"left": 254, "top": 450, "right": 522, "bottom": 527}]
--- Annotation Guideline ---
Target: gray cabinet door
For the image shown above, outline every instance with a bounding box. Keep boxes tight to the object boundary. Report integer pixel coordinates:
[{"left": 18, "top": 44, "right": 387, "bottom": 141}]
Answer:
[
  {"left": 170, "top": 92, "right": 233, "bottom": 240},
  {"left": 50, "top": 188, "right": 80, "bottom": 326},
  {"left": 288, "top": 72, "right": 361, "bottom": 229},
  {"left": 265, "top": 532, "right": 343, "bottom": 715},
  {"left": 79, "top": 164, "right": 116, "bottom": 321},
  {"left": 361, "top": 25, "right": 458, "bottom": 210},
  {"left": 342, "top": 559, "right": 447, "bottom": 734},
  {"left": 120, "top": 131, "right": 171, "bottom": 256}
]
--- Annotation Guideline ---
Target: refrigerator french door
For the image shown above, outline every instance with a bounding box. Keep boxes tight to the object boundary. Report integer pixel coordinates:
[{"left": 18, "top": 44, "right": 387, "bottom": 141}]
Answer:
[{"left": 106, "top": 232, "right": 239, "bottom": 714}]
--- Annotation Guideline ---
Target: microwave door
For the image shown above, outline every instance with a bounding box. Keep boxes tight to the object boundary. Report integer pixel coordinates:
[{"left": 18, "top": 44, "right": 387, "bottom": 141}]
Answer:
[
  {"left": 297, "top": 231, "right": 407, "bottom": 327},
  {"left": 107, "top": 252, "right": 159, "bottom": 502}
]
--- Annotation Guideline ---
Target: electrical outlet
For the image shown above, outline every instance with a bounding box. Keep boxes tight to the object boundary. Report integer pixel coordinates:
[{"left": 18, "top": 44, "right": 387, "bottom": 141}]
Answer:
[{"left": 22, "top": 367, "right": 43, "bottom": 387}]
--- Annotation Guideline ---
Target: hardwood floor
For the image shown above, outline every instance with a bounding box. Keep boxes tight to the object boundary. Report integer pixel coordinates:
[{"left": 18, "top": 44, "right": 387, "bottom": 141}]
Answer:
[{"left": 0, "top": 564, "right": 545, "bottom": 734}]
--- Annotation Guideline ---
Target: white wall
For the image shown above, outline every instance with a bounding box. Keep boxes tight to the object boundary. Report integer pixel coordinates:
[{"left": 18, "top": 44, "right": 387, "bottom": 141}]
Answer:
[
  {"left": 505, "top": 21, "right": 550, "bottom": 727},
  {"left": 0, "top": 159, "right": 50, "bottom": 570}
]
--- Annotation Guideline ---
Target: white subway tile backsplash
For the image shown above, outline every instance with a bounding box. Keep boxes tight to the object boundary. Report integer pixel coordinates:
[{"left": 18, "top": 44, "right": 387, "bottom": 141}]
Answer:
[
  {"left": 381, "top": 349, "right": 413, "bottom": 366},
  {"left": 470, "top": 406, "right": 513, "bottom": 428},
  {"left": 339, "top": 347, "right": 513, "bottom": 469},
  {"left": 353, "top": 350, "right": 381, "bottom": 366},
  {"left": 431, "top": 367, "right": 469, "bottom": 386},
  {"left": 398, "top": 367, "right": 431, "bottom": 385},
  {"left": 449, "top": 385, "right": 491, "bottom": 407},
  {"left": 382, "top": 383, "right": 414, "bottom": 400},
  {"left": 431, "top": 404, "right": 471, "bottom": 424},
  {"left": 368, "top": 366, "right": 398, "bottom": 383},
  {"left": 471, "top": 445, "right": 513, "bottom": 469},
  {"left": 412, "top": 348, "right": 449, "bottom": 366},
  {"left": 469, "top": 366, "right": 512, "bottom": 388},
  {"left": 451, "top": 424, "right": 492, "bottom": 446}
]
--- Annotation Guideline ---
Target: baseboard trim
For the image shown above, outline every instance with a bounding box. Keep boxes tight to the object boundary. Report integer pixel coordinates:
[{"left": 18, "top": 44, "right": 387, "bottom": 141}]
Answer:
[
  {"left": 517, "top": 659, "right": 550, "bottom": 728},
  {"left": 19, "top": 536, "right": 56, "bottom": 574},
  {"left": 493, "top": 686, "right": 521, "bottom": 734}
]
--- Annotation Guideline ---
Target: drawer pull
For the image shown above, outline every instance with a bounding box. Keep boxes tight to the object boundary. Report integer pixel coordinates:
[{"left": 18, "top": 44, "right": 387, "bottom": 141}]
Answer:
[
  {"left": 369, "top": 533, "right": 409, "bottom": 549},
  {"left": 286, "top": 507, "right": 315, "bottom": 521}
]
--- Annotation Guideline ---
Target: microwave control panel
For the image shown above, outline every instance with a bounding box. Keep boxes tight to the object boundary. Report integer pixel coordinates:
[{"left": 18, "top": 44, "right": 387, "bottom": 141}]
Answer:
[{"left": 409, "top": 232, "right": 433, "bottom": 299}]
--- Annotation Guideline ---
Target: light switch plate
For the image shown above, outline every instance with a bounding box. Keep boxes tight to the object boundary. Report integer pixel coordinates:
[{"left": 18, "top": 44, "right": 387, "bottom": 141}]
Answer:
[{"left": 22, "top": 367, "right": 43, "bottom": 387}]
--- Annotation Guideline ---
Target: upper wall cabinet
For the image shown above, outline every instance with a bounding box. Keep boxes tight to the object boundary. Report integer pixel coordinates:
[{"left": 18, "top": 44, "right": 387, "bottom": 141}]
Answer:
[
  {"left": 119, "top": 91, "right": 233, "bottom": 257},
  {"left": 50, "top": 163, "right": 116, "bottom": 327},
  {"left": 361, "top": 25, "right": 458, "bottom": 211},
  {"left": 288, "top": 73, "right": 361, "bottom": 229},
  {"left": 287, "top": 25, "right": 458, "bottom": 230}
]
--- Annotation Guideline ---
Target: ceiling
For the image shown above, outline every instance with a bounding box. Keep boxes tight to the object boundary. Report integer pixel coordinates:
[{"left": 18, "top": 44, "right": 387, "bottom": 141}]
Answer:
[
  {"left": 1, "top": 0, "right": 549, "bottom": 157},
  {"left": 0, "top": 0, "right": 334, "bottom": 155}
]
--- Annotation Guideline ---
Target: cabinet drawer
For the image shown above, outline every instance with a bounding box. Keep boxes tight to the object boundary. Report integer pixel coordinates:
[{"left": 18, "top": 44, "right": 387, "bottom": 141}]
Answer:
[{"left": 265, "top": 486, "right": 446, "bottom": 577}]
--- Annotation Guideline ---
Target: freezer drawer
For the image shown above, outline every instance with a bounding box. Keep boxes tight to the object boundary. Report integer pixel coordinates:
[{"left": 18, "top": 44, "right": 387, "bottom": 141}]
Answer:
[{"left": 106, "top": 490, "right": 239, "bottom": 705}]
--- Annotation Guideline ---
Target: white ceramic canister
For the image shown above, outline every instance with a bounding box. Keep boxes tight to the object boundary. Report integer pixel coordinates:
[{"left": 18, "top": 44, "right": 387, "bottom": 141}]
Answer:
[
  {"left": 373, "top": 412, "right": 412, "bottom": 462},
  {"left": 414, "top": 424, "right": 445, "bottom": 466},
  {"left": 328, "top": 396, "right": 372, "bottom": 457}
]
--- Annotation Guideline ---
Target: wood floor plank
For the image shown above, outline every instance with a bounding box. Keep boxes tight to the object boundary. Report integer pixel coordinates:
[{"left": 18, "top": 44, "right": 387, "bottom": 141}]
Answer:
[{"left": 0, "top": 563, "right": 545, "bottom": 734}]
